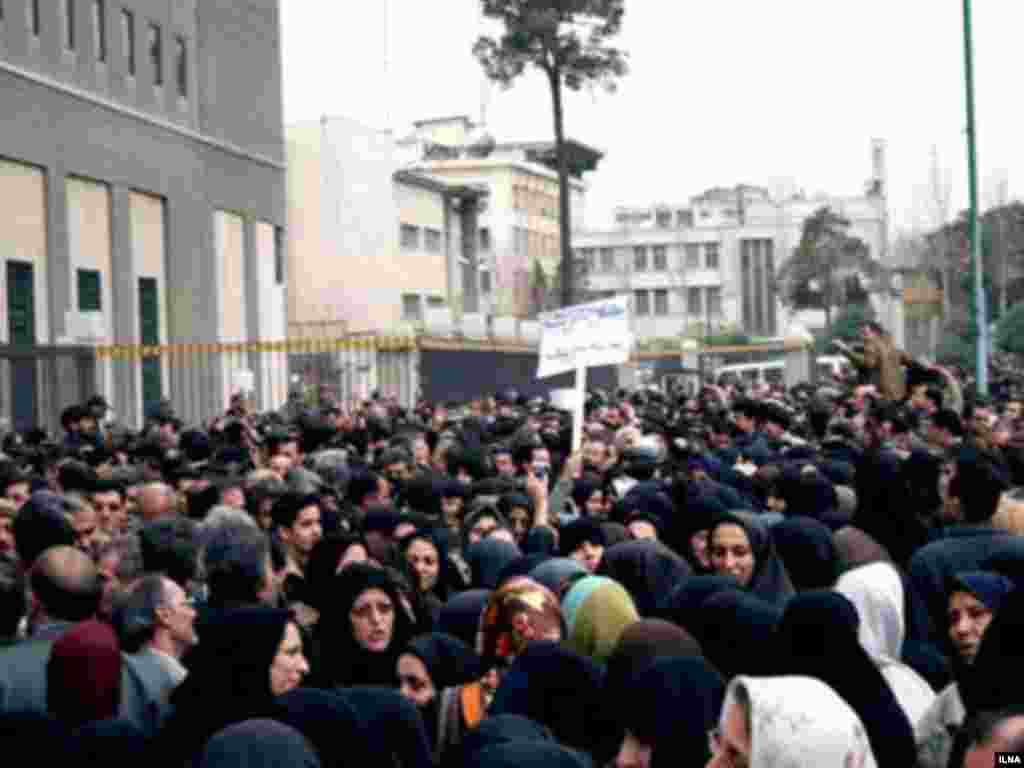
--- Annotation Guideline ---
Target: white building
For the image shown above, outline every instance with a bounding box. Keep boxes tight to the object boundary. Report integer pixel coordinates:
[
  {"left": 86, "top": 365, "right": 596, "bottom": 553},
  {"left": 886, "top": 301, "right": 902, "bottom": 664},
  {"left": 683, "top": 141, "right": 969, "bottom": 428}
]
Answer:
[{"left": 575, "top": 144, "right": 889, "bottom": 341}]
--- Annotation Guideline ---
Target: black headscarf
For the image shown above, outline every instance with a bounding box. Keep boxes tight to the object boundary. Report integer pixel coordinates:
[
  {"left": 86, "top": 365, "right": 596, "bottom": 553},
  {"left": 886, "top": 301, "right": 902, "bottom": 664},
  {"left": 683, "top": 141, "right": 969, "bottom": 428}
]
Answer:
[
  {"left": 529, "top": 558, "right": 588, "bottom": 599},
  {"left": 306, "top": 534, "right": 369, "bottom": 612},
  {"left": 664, "top": 492, "right": 725, "bottom": 573},
  {"left": 656, "top": 574, "right": 740, "bottom": 634},
  {"left": 398, "top": 527, "right": 458, "bottom": 600},
  {"left": 770, "top": 516, "right": 839, "bottom": 591},
  {"left": 618, "top": 657, "right": 725, "bottom": 768},
  {"left": 312, "top": 564, "right": 412, "bottom": 688},
  {"left": 403, "top": 632, "right": 483, "bottom": 692},
  {"left": 457, "top": 714, "right": 555, "bottom": 763},
  {"left": 465, "top": 538, "right": 522, "bottom": 590},
  {"left": 707, "top": 512, "right": 795, "bottom": 604},
  {"left": 605, "top": 618, "right": 703, "bottom": 711},
  {"left": 74, "top": 719, "right": 150, "bottom": 765},
  {"left": 773, "top": 591, "right": 918, "bottom": 768},
  {"left": 163, "top": 607, "right": 293, "bottom": 764},
  {"left": 272, "top": 689, "right": 364, "bottom": 768},
  {"left": 198, "top": 719, "right": 320, "bottom": 768},
  {"left": 960, "top": 586, "right": 1024, "bottom": 715},
  {"left": 597, "top": 539, "right": 692, "bottom": 617},
  {"left": 489, "top": 642, "right": 610, "bottom": 759},
  {"left": 437, "top": 589, "right": 491, "bottom": 649},
  {"left": 337, "top": 687, "right": 432, "bottom": 768},
  {"left": 474, "top": 742, "right": 592, "bottom": 768},
  {"left": 695, "top": 591, "right": 781, "bottom": 679}
]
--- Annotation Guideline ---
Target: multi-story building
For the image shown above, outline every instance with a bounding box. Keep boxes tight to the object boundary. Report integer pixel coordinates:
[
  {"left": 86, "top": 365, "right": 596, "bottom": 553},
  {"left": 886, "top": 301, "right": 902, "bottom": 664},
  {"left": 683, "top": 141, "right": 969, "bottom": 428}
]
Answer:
[
  {"left": 397, "top": 115, "right": 602, "bottom": 317},
  {"left": 0, "top": 0, "right": 288, "bottom": 428},
  {"left": 575, "top": 146, "right": 889, "bottom": 341},
  {"left": 286, "top": 115, "right": 488, "bottom": 335}
]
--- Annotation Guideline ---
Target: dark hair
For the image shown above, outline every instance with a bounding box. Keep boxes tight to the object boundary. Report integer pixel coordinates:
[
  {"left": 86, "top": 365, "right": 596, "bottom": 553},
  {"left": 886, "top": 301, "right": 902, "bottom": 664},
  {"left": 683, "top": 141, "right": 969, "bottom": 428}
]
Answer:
[
  {"left": 203, "top": 523, "right": 271, "bottom": 609},
  {"left": 112, "top": 573, "right": 169, "bottom": 652},
  {"left": 950, "top": 454, "right": 1009, "bottom": 523},
  {"left": 270, "top": 492, "right": 320, "bottom": 531},
  {"left": 348, "top": 471, "right": 382, "bottom": 508},
  {"left": 0, "top": 554, "right": 26, "bottom": 639},
  {"left": 962, "top": 707, "right": 1024, "bottom": 751},
  {"left": 138, "top": 519, "right": 198, "bottom": 588}
]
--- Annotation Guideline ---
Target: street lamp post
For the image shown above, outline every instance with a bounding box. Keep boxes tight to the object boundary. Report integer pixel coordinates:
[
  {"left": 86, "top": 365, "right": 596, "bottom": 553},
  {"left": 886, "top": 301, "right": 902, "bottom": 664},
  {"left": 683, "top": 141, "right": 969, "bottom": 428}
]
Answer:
[{"left": 962, "top": 0, "right": 989, "bottom": 394}]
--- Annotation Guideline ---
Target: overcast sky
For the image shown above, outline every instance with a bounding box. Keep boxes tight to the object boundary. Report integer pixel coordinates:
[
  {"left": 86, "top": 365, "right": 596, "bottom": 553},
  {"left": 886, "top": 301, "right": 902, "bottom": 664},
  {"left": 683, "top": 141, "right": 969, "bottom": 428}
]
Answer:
[{"left": 280, "top": 0, "right": 1020, "bottom": 236}]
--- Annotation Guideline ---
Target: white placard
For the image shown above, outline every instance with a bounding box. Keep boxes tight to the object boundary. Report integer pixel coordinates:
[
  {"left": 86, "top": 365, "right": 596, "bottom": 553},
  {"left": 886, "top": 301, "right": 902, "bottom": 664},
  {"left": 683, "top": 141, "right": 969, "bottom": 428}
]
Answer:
[
  {"left": 536, "top": 296, "right": 633, "bottom": 379},
  {"left": 233, "top": 369, "right": 255, "bottom": 394}
]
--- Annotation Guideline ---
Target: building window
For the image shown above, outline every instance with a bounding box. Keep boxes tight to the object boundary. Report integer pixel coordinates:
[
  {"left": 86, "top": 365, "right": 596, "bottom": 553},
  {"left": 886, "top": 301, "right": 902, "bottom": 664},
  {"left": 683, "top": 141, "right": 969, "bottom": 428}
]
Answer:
[
  {"left": 653, "top": 245, "right": 667, "bottom": 271},
  {"left": 148, "top": 23, "right": 161, "bottom": 85},
  {"left": 175, "top": 35, "right": 187, "bottom": 97},
  {"left": 677, "top": 210, "right": 693, "bottom": 227},
  {"left": 707, "top": 286, "right": 723, "bottom": 316},
  {"left": 685, "top": 243, "right": 701, "bottom": 269},
  {"left": 633, "top": 246, "right": 648, "bottom": 272},
  {"left": 578, "top": 248, "right": 594, "bottom": 272},
  {"left": 424, "top": 228, "right": 442, "bottom": 254},
  {"left": 687, "top": 286, "right": 703, "bottom": 316},
  {"left": 634, "top": 290, "right": 650, "bottom": 316},
  {"left": 65, "top": 0, "right": 75, "bottom": 49},
  {"left": 600, "top": 247, "right": 614, "bottom": 272},
  {"left": 121, "top": 9, "right": 134, "bottom": 74},
  {"left": 480, "top": 271, "right": 492, "bottom": 294},
  {"left": 274, "top": 227, "right": 285, "bottom": 285},
  {"left": 401, "top": 294, "right": 421, "bottom": 322},
  {"left": 479, "top": 227, "right": 491, "bottom": 252},
  {"left": 654, "top": 288, "right": 669, "bottom": 316},
  {"left": 400, "top": 224, "right": 420, "bottom": 251},
  {"left": 92, "top": 0, "right": 106, "bottom": 61},
  {"left": 29, "top": 0, "right": 40, "bottom": 36},
  {"left": 706, "top": 242, "right": 721, "bottom": 269},
  {"left": 655, "top": 210, "right": 671, "bottom": 229},
  {"left": 77, "top": 269, "right": 102, "bottom": 311}
]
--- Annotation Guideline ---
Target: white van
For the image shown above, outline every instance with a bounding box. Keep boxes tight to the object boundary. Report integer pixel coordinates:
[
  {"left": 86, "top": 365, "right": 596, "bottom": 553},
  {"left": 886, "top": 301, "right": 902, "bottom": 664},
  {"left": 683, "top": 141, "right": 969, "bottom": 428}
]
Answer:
[{"left": 715, "top": 355, "right": 851, "bottom": 387}]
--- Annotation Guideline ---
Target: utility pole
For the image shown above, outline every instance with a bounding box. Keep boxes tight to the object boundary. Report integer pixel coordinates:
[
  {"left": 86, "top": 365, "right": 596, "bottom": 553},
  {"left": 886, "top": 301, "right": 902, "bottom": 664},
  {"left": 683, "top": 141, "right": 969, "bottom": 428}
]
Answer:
[{"left": 962, "top": 0, "right": 989, "bottom": 394}]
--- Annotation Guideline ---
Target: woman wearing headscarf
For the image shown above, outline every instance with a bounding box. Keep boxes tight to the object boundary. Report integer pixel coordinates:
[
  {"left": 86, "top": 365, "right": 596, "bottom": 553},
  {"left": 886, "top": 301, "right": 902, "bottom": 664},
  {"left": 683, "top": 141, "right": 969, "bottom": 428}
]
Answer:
[
  {"left": 615, "top": 657, "right": 724, "bottom": 768},
  {"left": 198, "top": 720, "right": 320, "bottom": 768},
  {"left": 437, "top": 589, "right": 491, "bottom": 649},
  {"left": 272, "top": 689, "right": 364, "bottom": 768},
  {"left": 597, "top": 539, "right": 692, "bottom": 618},
  {"left": 160, "top": 607, "right": 310, "bottom": 766},
  {"left": 455, "top": 714, "right": 557, "bottom": 767},
  {"left": 472, "top": 742, "right": 592, "bottom": 768},
  {"left": 559, "top": 518, "right": 607, "bottom": 574},
  {"left": 47, "top": 618, "right": 122, "bottom": 726},
  {"left": 834, "top": 561, "right": 936, "bottom": 725},
  {"left": 561, "top": 575, "right": 640, "bottom": 665},
  {"left": 696, "top": 591, "right": 781, "bottom": 680},
  {"left": 311, "top": 563, "right": 412, "bottom": 688},
  {"left": 399, "top": 529, "right": 458, "bottom": 625},
  {"left": 465, "top": 537, "right": 522, "bottom": 590},
  {"left": 708, "top": 675, "right": 877, "bottom": 768},
  {"left": 655, "top": 574, "right": 740, "bottom": 635},
  {"left": 488, "top": 642, "right": 611, "bottom": 760},
  {"left": 916, "top": 570, "right": 1013, "bottom": 768},
  {"left": 770, "top": 516, "right": 839, "bottom": 591},
  {"left": 707, "top": 513, "right": 794, "bottom": 605},
  {"left": 773, "top": 591, "right": 917, "bottom": 768},
  {"left": 497, "top": 492, "right": 535, "bottom": 547},
  {"left": 604, "top": 618, "right": 703, "bottom": 712},
  {"left": 664, "top": 493, "right": 725, "bottom": 573},
  {"left": 397, "top": 633, "right": 483, "bottom": 764}
]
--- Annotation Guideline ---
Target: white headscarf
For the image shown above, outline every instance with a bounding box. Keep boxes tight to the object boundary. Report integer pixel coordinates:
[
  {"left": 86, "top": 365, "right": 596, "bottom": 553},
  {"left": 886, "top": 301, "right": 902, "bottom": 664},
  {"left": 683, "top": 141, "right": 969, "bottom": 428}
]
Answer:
[
  {"left": 835, "top": 562, "right": 904, "bottom": 660},
  {"left": 723, "top": 675, "right": 877, "bottom": 768},
  {"left": 835, "top": 562, "right": 936, "bottom": 724}
]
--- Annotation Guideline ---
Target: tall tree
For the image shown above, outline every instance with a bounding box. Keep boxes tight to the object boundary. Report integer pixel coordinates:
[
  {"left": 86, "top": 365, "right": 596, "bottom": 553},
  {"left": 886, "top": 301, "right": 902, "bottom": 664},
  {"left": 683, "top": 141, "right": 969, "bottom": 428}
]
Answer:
[
  {"left": 776, "top": 206, "right": 880, "bottom": 330},
  {"left": 473, "top": 0, "right": 627, "bottom": 308}
]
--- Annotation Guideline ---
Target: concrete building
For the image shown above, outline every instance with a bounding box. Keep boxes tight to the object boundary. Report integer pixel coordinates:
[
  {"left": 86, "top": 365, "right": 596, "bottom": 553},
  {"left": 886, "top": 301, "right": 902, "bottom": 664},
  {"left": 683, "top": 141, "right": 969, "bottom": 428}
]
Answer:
[
  {"left": 575, "top": 145, "right": 889, "bottom": 341},
  {"left": 397, "top": 116, "right": 601, "bottom": 317},
  {"left": 286, "top": 115, "right": 488, "bottom": 335},
  {"left": 0, "top": 0, "right": 288, "bottom": 428}
]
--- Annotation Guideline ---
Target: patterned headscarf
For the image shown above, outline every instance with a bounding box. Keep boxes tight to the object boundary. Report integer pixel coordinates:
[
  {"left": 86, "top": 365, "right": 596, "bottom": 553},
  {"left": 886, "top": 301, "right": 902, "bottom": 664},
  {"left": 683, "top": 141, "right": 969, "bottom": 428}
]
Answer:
[{"left": 477, "top": 577, "right": 564, "bottom": 665}]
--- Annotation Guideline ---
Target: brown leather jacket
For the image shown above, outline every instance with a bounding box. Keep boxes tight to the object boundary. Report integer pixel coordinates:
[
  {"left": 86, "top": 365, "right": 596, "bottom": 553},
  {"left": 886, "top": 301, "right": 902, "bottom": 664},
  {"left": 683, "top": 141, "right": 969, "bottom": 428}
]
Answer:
[{"left": 841, "top": 334, "right": 914, "bottom": 402}]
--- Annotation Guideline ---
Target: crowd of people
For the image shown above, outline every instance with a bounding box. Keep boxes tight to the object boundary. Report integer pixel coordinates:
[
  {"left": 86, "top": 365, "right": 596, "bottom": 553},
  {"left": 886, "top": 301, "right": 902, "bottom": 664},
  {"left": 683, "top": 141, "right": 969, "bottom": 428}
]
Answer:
[{"left": 1, "top": 321, "right": 1024, "bottom": 767}]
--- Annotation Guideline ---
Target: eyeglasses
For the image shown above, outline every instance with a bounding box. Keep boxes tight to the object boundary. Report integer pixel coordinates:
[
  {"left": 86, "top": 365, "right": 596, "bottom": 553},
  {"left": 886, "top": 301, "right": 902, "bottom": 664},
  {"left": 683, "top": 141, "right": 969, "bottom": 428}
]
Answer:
[{"left": 707, "top": 728, "right": 749, "bottom": 768}]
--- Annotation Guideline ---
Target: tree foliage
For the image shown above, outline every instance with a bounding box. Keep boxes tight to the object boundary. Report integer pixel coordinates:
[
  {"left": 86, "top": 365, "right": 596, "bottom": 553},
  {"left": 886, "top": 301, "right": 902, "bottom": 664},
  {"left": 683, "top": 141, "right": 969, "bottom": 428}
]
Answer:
[
  {"left": 997, "top": 302, "right": 1024, "bottom": 356},
  {"left": 814, "top": 303, "right": 875, "bottom": 355},
  {"left": 473, "top": 0, "right": 627, "bottom": 307},
  {"left": 776, "top": 207, "right": 881, "bottom": 329}
]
